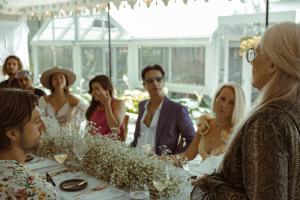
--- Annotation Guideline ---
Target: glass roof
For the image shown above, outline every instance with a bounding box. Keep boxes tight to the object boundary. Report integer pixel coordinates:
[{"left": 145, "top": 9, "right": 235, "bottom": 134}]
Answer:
[
  {"left": 34, "top": 13, "right": 130, "bottom": 41},
  {"left": 33, "top": 0, "right": 260, "bottom": 42}
]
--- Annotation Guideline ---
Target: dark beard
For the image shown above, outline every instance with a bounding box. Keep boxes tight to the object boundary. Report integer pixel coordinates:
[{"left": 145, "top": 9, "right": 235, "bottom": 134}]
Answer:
[
  {"left": 19, "top": 136, "right": 40, "bottom": 154},
  {"left": 7, "top": 72, "right": 17, "bottom": 77}
]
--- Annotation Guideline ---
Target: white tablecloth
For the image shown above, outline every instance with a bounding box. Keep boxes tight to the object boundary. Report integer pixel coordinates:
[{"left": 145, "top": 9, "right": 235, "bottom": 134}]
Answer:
[{"left": 25, "top": 156, "right": 130, "bottom": 200}]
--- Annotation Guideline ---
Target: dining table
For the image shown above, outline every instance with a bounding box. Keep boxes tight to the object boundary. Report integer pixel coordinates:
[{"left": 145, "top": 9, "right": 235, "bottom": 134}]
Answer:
[
  {"left": 24, "top": 154, "right": 203, "bottom": 200},
  {"left": 24, "top": 156, "right": 131, "bottom": 200}
]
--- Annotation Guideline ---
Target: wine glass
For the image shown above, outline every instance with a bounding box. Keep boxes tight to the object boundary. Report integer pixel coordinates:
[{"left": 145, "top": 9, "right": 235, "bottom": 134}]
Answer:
[
  {"left": 141, "top": 144, "right": 153, "bottom": 156},
  {"left": 54, "top": 153, "right": 68, "bottom": 164},
  {"left": 152, "top": 166, "right": 170, "bottom": 192},
  {"left": 72, "top": 138, "right": 88, "bottom": 178},
  {"left": 129, "top": 183, "right": 150, "bottom": 200},
  {"left": 72, "top": 138, "right": 87, "bottom": 161}
]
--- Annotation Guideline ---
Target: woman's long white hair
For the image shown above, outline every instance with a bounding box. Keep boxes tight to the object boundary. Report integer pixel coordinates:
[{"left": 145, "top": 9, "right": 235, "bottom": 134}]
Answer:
[
  {"left": 224, "top": 22, "right": 300, "bottom": 155},
  {"left": 257, "top": 22, "right": 300, "bottom": 107},
  {"left": 212, "top": 82, "right": 246, "bottom": 126}
]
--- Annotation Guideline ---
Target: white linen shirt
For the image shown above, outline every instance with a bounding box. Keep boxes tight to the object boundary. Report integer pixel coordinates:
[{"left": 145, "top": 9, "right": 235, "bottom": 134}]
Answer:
[{"left": 136, "top": 100, "right": 163, "bottom": 151}]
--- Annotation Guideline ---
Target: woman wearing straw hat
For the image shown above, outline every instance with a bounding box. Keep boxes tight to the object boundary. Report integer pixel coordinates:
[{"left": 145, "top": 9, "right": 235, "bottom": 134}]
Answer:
[{"left": 38, "top": 66, "right": 87, "bottom": 126}]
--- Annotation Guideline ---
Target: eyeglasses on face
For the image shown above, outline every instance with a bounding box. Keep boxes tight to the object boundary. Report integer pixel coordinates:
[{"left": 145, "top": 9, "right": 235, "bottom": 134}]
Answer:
[
  {"left": 144, "top": 76, "right": 163, "bottom": 84},
  {"left": 246, "top": 48, "right": 256, "bottom": 63}
]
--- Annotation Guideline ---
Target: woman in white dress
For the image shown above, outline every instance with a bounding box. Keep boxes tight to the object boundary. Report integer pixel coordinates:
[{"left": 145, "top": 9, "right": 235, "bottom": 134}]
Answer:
[
  {"left": 176, "top": 83, "right": 246, "bottom": 173},
  {"left": 38, "top": 66, "right": 86, "bottom": 126}
]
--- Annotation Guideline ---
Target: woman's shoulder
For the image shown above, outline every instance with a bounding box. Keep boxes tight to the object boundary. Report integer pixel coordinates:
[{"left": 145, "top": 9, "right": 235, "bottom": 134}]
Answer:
[
  {"left": 245, "top": 104, "right": 298, "bottom": 134},
  {"left": 68, "top": 94, "right": 80, "bottom": 107},
  {"left": 40, "top": 95, "right": 50, "bottom": 102},
  {"left": 112, "top": 98, "right": 125, "bottom": 107},
  {"left": 250, "top": 104, "right": 291, "bottom": 122}
]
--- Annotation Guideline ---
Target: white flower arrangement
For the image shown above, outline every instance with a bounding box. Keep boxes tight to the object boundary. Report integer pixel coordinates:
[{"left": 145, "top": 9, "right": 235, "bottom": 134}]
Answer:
[
  {"left": 35, "top": 117, "right": 192, "bottom": 199},
  {"left": 239, "top": 36, "right": 260, "bottom": 56}
]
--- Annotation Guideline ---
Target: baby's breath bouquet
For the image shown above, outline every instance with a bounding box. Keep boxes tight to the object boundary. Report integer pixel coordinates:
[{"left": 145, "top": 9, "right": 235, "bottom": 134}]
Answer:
[
  {"left": 82, "top": 139, "right": 192, "bottom": 199},
  {"left": 36, "top": 117, "right": 192, "bottom": 199},
  {"left": 35, "top": 117, "right": 74, "bottom": 157}
]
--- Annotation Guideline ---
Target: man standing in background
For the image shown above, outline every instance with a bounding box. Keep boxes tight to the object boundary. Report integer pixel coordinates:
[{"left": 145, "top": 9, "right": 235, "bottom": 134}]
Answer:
[{"left": 0, "top": 55, "right": 22, "bottom": 88}]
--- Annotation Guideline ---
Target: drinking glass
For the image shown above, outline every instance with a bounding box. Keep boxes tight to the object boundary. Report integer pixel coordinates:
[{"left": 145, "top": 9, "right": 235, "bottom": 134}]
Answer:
[
  {"left": 73, "top": 140, "right": 87, "bottom": 161},
  {"left": 141, "top": 144, "right": 153, "bottom": 156},
  {"left": 54, "top": 153, "right": 68, "bottom": 164},
  {"left": 152, "top": 166, "right": 170, "bottom": 192},
  {"left": 129, "top": 184, "right": 150, "bottom": 200}
]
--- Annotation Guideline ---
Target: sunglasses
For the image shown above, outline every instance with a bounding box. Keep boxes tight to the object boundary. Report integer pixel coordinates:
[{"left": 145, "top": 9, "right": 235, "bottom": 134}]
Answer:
[
  {"left": 246, "top": 48, "right": 256, "bottom": 63},
  {"left": 144, "top": 76, "right": 163, "bottom": 84}
]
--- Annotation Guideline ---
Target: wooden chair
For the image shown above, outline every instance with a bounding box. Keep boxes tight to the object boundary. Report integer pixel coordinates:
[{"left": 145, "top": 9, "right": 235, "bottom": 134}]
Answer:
[{"left": 122, "top": 114, "right": 130, "bottom": 141}]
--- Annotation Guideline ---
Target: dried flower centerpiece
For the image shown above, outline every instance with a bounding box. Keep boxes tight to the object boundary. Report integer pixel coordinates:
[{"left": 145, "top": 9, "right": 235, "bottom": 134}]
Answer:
[
  {"left": 35, "top": 117, "right": 75, "bottom": 157},
  {"left": 35, "top": 117, "right": 192, "bottom": 199},
  {"left": 81, "top": 137, "right": 192, "bottom": 199}
]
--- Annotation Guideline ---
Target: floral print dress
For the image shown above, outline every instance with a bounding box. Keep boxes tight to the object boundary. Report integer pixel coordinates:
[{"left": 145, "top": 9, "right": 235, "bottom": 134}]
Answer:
[{"left": 0, "top": 160, "right": 59, "bottom": 200}]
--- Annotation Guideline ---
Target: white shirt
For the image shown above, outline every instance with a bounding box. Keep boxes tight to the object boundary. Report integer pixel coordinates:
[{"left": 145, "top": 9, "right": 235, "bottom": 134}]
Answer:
[
  {"left": 38, "top": 96, "right": 87, "bottom": 126},
  {"left": 136, "top": 100, "right": 163, "bottom": 151}
]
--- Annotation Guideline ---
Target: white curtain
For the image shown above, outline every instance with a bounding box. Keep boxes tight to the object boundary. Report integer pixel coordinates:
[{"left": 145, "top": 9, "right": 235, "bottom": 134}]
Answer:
[{"left": 0, "top": 19, "right": 29, "bottom": 81}]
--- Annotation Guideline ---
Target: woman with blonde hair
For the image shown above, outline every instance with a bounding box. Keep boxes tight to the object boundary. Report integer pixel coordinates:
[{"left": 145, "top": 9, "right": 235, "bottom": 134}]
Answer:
[
  {"left": 38, "top": 66, "right": 86, "bottom": 126},
  {"left": 175, "top": 83, "right": 245, "bottom": 173},
  {"left": 192, "top": 22, "right": 300, "bottom": 199}
]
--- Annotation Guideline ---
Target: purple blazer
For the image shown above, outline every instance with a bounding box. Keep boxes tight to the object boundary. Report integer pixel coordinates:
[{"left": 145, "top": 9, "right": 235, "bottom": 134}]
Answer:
[{"left": 132, "top": 97, "right": 195, "bottom": 155}]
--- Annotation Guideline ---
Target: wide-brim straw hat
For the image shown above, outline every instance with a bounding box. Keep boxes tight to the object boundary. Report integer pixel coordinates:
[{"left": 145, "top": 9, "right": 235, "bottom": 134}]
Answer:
[{"left": 40, "top": 66, "right": 76, "bottom": 89}]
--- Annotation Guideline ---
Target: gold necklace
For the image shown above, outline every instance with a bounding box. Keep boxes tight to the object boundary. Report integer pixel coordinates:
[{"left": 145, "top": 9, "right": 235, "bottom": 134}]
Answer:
[{"left": 215, "top": 121, "right": 231, "bottom": 128}]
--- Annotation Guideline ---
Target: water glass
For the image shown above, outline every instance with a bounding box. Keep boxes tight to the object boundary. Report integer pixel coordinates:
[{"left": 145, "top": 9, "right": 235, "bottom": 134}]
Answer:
[{"left": 129, "top": 184, "right": 150, "bottom": 200}]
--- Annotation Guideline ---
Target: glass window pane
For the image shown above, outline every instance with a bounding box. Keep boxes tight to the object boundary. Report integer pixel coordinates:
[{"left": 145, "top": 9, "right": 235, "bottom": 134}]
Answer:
[
  {"left": 79, "top": 16, "right": 95, "bottom": 29},
  {"left": 115, "top": 47, "right": 128, "bottom": 81},
  {"left": 138, "top": 47, "right": 169, "bottom": 80},
  {"left": 53, "top": 18, "right": 72, "bottom": 28},
  {"left": 218, "top": 41, "right": 225, "bottom": 84},
  {"left": 39, "top": 28, "right": 53, "bottom": 40},
  {"left": 79, "top": 16, "right": 99, "bottom": 40},
  {"left": 228, "top": 41, "right": 242, "bottom": 85},
  {"left": 104, "top": 47, "right": 128, "bottom": 94},
  {"left": 62, "top": 25, "right": 75, "bottom": 40},
  {"left": 55, "top": 46, "right": 73, "bottom": 70},
  {"left": 53, "top": 18, "right": 74, "bottom": 40},
  {"left": 171, "top": 47, "right": 205, "bottom": 85},
  {"left": 36, "top": 46, "right": 54, "bottom": 75},
  {"left": 81, "top": 47, "right": 104, "bottom": 91},
  {"left": 84, "top": 29, "right": 102, "bottom": 40}
]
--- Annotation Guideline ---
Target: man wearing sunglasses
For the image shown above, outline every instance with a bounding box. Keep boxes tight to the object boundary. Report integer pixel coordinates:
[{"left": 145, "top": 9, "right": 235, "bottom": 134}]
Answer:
[{"left": 131, "top": 64, "right": 195, "bottom": 155}]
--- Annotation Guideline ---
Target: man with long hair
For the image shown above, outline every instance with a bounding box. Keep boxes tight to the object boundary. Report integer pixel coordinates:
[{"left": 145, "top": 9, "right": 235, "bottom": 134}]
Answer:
[
  {"left": 0, "top": 55, "right": 22, "bottom": 88},
  {"left": 0, "top": 88, "right": 58, "bottom": 199}
]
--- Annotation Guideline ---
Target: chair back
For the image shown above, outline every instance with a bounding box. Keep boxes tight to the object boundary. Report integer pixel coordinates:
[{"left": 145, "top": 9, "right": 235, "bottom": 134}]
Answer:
[{"left": 122, "top": 114, "right": 130, "bottom": 141}]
